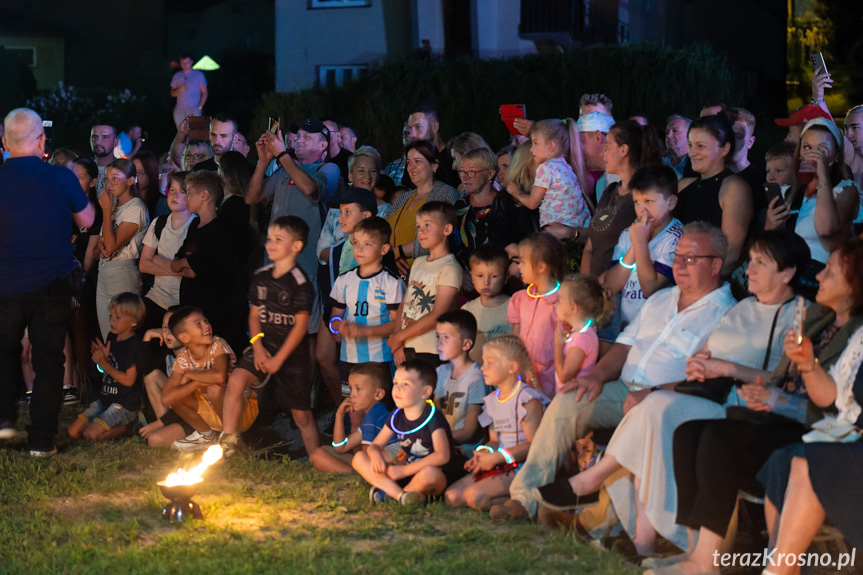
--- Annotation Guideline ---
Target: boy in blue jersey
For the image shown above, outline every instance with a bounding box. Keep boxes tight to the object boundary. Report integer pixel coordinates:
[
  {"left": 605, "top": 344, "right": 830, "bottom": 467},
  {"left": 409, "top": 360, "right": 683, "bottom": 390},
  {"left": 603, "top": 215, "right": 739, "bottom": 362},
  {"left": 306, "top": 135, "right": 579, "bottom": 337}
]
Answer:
[{"left": 329, "top": 217, "right": 405, "bottom": 399}]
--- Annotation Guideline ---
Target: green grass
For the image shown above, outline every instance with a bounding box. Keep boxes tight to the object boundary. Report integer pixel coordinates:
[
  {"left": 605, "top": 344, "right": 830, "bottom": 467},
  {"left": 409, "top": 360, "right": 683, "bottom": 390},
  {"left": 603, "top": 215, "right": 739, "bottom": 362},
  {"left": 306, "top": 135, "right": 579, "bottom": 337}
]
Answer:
[{"left": 0, "top": 417, "right": 640, "bottom": 575}]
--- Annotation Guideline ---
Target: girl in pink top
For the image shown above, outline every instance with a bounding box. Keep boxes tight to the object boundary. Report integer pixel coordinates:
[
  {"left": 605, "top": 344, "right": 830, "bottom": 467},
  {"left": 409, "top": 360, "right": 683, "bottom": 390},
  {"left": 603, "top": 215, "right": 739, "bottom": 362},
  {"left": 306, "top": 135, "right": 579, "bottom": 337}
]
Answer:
[
  {"left": 553, "top": 275, "right": 614, "bottom": 395},
  {"left": 506, "top": 233, "right": 568, "bottom": 398}
]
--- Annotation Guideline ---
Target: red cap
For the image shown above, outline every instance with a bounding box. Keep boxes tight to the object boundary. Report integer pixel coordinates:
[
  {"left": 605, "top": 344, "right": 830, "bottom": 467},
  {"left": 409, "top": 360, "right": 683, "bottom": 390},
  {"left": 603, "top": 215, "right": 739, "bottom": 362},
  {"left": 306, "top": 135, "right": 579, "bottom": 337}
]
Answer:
[{"left": 775, "top": 105, "right": 832, "bottom": 127}]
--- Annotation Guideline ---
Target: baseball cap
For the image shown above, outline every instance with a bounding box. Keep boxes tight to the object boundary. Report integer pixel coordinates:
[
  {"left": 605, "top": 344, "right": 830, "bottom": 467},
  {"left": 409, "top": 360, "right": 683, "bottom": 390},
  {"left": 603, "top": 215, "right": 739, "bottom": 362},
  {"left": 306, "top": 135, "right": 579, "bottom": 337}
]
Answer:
[
  {"left": 329, "top": 186, "right": 377, "bottom": 213},
  {"left": 577, "top": 111, "right": 615, "bottom": 133},
  {"left": 298, "top": 117, "right": 330, "bottom": 136},
  {"left": 774, "top": 105, "right": 832, "bottom": 127}
]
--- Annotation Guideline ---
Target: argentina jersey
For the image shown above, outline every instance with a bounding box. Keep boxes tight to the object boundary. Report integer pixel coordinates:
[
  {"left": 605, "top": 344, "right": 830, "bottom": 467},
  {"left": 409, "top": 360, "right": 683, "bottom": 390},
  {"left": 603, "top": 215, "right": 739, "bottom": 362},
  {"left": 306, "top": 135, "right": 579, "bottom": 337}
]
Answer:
[{"left": 331, "top": 267, "right": 405, "bottom": 363}]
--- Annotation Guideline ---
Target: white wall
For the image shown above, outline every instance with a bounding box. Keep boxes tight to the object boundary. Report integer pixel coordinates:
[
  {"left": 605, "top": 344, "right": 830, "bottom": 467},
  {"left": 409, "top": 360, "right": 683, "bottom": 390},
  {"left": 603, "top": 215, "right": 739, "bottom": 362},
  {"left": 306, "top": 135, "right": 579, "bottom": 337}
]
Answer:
[{"left": 472, "top": 0, "right": 537, "bottom": 59}]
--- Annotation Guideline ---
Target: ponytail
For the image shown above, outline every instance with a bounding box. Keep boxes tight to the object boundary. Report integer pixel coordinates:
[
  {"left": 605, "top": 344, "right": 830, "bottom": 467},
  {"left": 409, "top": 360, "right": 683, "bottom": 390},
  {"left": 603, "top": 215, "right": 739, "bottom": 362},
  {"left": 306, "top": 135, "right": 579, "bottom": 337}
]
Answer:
[
  {"left": 562, "top": 274, "right": 615, "bottom": 329},
  {"left": 485, "top": 335, "right": 541, "bottom": 391}
]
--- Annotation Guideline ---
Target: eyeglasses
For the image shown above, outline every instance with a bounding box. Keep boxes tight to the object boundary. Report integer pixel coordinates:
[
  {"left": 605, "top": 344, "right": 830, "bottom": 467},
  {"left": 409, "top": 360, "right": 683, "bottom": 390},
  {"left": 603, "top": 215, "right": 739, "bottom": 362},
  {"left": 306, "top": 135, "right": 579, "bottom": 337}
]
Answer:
[
  {"left": 458, "top": 169, "right": 489, "bottom": 179},
  {"left": 673, "top": 254, "right": 720, "bottom": 266},
  {"left": 184, "top": 153, "right": 207, "bottom": 161}
]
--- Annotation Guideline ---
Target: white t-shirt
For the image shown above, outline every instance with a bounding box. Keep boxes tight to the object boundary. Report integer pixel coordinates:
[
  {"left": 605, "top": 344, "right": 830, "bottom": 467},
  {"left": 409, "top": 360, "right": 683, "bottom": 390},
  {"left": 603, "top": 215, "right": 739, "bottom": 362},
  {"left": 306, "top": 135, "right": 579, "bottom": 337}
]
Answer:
[
  {"left": 142, "top": 214, "right": 197, "bottom": 309},
  {"left": 788, "top": 181, "right": 858, "bottom": 263},
  {"left": 99, "top": 197, "right": 149, "bottom": 267},
  {"left": 402, "top": 254, "right": 463, "bottom": 354},
  {"left": 612, "top": 218, "right": 683, "bottom": 324}
]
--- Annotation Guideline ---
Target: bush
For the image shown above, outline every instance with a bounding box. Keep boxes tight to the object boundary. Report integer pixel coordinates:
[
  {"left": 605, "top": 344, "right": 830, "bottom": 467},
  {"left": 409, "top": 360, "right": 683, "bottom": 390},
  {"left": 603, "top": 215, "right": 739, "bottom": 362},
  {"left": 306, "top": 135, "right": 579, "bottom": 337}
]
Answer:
[{"left": 253, "top": 42, "right": 743, "bottom": 162}]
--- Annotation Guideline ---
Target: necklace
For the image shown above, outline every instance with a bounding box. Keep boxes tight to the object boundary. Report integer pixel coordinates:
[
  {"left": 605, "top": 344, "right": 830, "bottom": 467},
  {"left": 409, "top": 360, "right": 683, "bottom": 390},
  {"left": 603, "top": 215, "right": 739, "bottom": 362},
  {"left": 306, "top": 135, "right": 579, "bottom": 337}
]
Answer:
[
  {"left": 390, "top": 400, "right": 436, "bottom": 435},
  {"left": 526, "top": 281, "right": 561, "bottom": 299},
  {"left": 565, "top": 319, "right": 594, "bottom": 343},
  {"left": 496, "top": 376, "right": 522, "bottom": 403}
]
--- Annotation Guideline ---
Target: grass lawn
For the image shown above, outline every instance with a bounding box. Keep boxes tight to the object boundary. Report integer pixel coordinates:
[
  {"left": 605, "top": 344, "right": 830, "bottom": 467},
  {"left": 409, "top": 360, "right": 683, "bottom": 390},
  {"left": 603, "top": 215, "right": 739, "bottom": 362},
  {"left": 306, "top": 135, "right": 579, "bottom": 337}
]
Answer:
[{"left": 0, "top": 409, "right": 641, "bottom": 575}]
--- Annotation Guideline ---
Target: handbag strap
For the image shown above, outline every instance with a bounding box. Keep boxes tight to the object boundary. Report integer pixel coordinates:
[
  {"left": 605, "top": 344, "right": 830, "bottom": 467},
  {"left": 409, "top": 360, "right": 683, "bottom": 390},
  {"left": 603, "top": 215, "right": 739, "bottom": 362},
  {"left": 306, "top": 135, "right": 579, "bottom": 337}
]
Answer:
[{"left": 762, "top": 298, "right": 795, "bottom": 370}]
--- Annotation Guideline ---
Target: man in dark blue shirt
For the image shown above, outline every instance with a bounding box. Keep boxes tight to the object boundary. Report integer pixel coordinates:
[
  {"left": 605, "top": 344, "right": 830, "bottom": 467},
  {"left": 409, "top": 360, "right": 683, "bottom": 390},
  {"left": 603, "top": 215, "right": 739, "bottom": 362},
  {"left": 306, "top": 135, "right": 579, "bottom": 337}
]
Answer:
[{"left": 0, "top": 108, "right": 94, "bottom": 456}]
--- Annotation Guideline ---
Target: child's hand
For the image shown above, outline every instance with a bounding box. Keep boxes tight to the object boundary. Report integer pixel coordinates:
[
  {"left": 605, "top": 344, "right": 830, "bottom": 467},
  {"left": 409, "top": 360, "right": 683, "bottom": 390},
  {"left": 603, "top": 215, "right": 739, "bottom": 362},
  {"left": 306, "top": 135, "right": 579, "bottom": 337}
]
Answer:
[
  {"left": 471, "top": 451, "right": 499, "bottom": 473},
  {"left": 143, "top": 328, "right": 164, "bottom": 344},
  {"left": 629, "top": 212, "right": 651, "bottom": 246},
  {"left": 253, "top": 346, "right": 272, "bottom": 372},
  {"left": 169, "top": 259, "right": 186, "bottom": 274},
  {"left": 340, "top": 320, "right": 362, "bottom": 341},
  {"left": 98, "top": 189, "right": 113, "bottom": 212},
  {"left": 386, "top": 465, "right": 407, "bottom": 481},
  {"left": 336, "top": 398, "right": 352, "bottom": 416},
  {"left": 90, "top": 339, "right": 111, "bottom": 367},
  {"left": 387, "top": 332, "right": 404, "bottom": 353},
  {"left": 369, "top": 450, "right": 388, "bottom": 474},
  {"left": 260, "top": 354, "right": 284, "bottom": 375},
  {"left": 392, "top": 346, "right": 406, "bottom": 367},
  {"left": 764, "top": 196, "right": 790, "bottom": 230}
]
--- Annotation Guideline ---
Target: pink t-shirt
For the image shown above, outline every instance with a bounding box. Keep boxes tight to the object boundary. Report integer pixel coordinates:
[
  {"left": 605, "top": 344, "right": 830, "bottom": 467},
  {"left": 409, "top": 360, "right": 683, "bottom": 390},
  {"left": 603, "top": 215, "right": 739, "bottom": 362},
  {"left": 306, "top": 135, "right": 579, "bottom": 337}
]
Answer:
[
  {"left": 554, "top": 327, "right": 598, "bottom": 395},
  {"left": 506, "top": 289, "right": 558, "bottom": 398},
  {"left": 534, "top": 156, "right": 591, "bottom": 229}
]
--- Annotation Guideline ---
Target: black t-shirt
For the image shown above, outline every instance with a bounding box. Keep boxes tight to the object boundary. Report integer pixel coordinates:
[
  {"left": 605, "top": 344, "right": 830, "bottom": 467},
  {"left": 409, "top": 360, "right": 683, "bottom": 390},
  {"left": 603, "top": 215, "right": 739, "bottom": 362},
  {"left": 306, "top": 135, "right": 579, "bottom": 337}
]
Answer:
[
  {"left": 99, "top": 333, "right": 143, "bottom": 411},
  {"left": 192, "top": 158, "right": 219, "bottom": 172},
  {"left": 217, "top": 194, "right": 254, "bottom": 266},
  {"left": 585, "top": 182, "right": 636, "bottom": 277},
  {"left": 178, "top": 217, "right": 245, "bottom": 338},
  {"left": 330, "top": 148, "right": 352, "bottom": 183},
  {"left": 739, "top": 162, "right": 767, "bottom": 213},
  {"left": 386, "top": 401, "right": 455, "bottom": 464},
  {"left": 72, "top": 199, "right": 102, "bottom": 265},
  {"left": 454, "top": 191, "right": 528, "bottom": 266},
  {"left": 248, "top": 264, "right": 315, "bottom": 353}
]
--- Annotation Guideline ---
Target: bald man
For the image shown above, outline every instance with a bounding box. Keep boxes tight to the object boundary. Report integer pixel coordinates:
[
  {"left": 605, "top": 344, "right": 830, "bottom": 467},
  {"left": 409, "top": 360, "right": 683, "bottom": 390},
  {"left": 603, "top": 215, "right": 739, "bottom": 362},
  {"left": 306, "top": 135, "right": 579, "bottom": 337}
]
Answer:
[{"left": 0, "top": 108, "right": 94, "bottom": 456}]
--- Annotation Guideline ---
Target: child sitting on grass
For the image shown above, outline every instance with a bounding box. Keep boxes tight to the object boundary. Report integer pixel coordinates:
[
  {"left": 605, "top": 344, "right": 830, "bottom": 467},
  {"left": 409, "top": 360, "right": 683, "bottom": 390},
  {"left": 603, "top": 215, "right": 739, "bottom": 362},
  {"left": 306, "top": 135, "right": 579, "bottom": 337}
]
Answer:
[
  {"left": 434, "top": 310, "right": 486, "bottom": 454},
  {"left": 68, "top": 292, "right": 145, "bottom": 441},
  {"left": 447, "top": 335, "right": 548, "bottom": 512},
  {"left": 309, "top": 363, "right": 397, "bottom": 473},
  {"left": 220, "top": 216, "right": 317, "bottom": 456},
  {"left": 159, "top": 307, "right": 258, "bottom": 452},
  {"left": 601, "top": 165, "right": 682, "bottom": 328},
  {"left": 353, "top": 359, "right": 466, "bottom": 506},
  {"left": 460, "top": 243, "right": 512, "bottom": 365},
  {"left": 388, "top": 202, "right": 462, "bottom": 367}
]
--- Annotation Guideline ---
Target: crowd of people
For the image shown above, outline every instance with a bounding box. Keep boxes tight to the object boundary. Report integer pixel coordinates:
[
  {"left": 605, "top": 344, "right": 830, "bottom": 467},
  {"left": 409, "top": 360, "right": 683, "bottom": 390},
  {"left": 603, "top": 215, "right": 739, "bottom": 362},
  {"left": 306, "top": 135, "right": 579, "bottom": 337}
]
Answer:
[{"left": 2, "top": 57, "right": 863, "bottom": 575}]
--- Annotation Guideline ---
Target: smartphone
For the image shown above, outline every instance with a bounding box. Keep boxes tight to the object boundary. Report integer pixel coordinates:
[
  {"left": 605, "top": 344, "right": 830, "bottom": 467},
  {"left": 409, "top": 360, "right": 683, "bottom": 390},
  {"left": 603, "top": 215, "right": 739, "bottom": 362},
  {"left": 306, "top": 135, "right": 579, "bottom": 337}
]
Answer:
[
  {"left": 794, "top": 296, "right": 806, "bottom": 345},
  {"left": 188, "top": 116, "right": 211, "bottom": 141},
  {"left": 268, "top": 117, "right": 281, "bottom": 135},
  {"left": 763, "top": 183, "right": 783, "bottom": 207},
  {"left": 810, "top": 52, "right": 828, "bottom": 75},
  {"left": 500, "top": 104, "right": 526, "bottom": 135}
]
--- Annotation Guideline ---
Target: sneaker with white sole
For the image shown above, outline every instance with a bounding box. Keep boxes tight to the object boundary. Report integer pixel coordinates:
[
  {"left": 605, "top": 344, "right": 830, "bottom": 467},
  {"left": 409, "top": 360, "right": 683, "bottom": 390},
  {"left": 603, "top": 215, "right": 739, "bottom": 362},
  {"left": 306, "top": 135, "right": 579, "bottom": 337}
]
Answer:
[
  {"left": 172, "top": 430, "right": 218, "bottom": 452},
  {"left": 63, "top": 385, "right": 80, "bottom": 405},
  {"left": 369, "top": 486, "right": 393, "bottom": 504},
  {"left": 218, "top": 432, "right": 239, "bottom": 458},
  {"left": 29, "top": 444, "right": 58, "bottom": 457}
]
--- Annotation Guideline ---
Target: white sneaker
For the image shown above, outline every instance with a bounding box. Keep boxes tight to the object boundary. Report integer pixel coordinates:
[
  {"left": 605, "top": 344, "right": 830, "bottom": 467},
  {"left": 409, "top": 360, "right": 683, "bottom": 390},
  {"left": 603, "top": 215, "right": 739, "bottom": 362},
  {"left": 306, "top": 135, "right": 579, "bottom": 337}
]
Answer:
[{"left": 172, "top": 430, "right": 217, "bottom": 452}]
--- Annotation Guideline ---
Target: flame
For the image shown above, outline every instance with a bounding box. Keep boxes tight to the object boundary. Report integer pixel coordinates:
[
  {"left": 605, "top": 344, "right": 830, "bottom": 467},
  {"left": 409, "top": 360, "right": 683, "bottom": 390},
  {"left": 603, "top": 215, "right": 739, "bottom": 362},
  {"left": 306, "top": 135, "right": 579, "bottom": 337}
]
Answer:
[{"left": 162, "top": 445, "right": 223, "bottom": 487}]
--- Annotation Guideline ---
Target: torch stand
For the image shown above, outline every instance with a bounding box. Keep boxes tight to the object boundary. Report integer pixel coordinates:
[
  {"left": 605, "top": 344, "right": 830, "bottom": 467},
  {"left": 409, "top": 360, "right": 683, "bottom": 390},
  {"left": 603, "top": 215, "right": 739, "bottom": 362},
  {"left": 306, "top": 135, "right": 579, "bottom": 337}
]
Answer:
[{"left": 157, "top": 481, "right": 204, "bottom": 522}]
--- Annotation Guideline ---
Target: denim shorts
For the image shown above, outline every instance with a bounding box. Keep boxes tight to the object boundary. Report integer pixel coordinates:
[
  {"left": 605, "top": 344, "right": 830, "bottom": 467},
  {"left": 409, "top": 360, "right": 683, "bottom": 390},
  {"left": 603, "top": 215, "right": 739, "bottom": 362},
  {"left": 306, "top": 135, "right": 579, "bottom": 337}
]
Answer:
[{"left": 79, "top": 399, "right": 137, "bottom": 430}]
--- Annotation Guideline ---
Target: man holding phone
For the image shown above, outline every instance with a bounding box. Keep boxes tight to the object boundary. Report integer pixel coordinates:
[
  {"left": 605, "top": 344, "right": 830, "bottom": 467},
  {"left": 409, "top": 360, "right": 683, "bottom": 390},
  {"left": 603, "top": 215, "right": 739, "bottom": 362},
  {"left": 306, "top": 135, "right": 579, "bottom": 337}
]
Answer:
[{"left": 170, "top": 53, "right": 208, "bottom": 129}]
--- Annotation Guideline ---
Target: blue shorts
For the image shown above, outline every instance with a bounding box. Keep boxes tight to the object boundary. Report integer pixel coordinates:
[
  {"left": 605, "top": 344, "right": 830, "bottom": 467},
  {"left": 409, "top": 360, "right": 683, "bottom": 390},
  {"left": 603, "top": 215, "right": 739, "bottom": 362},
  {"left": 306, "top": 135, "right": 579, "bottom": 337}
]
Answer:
[{"left": 79, "top": 399, "right": 137, "bottom": 430}]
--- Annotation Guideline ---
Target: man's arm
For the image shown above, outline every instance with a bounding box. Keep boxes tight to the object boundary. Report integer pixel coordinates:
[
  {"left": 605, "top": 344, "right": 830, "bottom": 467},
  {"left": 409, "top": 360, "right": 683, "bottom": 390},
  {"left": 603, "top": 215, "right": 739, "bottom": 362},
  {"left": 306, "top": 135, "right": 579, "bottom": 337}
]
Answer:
[
  {"left": 246, "top": 137, "right": 273, "bottom": 205},
  {"left": 170, "top": 117, "right": 190, "bottom": 169},
  {"left": 260, "top": 131, "right": 319, "bottom": 198},
  {"left": 198, "top": 81, "right": 208, "bottom": 111},
  {"left": 72, "top": 202, "right": 95, "bottom": 229}
]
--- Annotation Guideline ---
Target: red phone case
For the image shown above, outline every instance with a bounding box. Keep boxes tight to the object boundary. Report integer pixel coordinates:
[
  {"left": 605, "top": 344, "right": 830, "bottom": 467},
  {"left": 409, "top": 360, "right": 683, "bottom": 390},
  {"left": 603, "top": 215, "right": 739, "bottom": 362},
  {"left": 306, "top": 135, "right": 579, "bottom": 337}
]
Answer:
[{"left": 500, "top": 104, "right": 526, "bottom": 135}]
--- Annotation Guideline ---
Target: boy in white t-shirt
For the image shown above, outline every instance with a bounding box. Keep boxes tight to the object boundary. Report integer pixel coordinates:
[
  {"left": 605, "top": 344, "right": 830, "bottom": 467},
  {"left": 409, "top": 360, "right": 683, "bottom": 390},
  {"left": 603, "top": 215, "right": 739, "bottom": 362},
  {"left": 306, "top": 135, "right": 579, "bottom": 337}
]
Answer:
[
  {"left": 434, "top": 310, "right": 487, "bottom": 454},
  {"left": 602, "top": 165, "right": 682, "bottom": 327},
  {"left": 461, "top": 243, "right": 512, "bottom": 365},
  {"left": 388, "top": 202, "right": 462, "bottom": 366}
]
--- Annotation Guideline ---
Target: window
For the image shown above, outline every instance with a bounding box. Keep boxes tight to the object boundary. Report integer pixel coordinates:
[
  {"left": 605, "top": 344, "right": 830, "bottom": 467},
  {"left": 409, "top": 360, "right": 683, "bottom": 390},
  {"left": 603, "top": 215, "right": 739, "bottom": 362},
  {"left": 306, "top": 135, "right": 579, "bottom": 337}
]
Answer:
[
  {"left": 7, "top": 47, "right": 36, "bottom": 67},
  {"left": 317, "top": 65, "right": 368, "bottom": 87},
  {"left": 308, "top": 0, "right": 371, "bottom": 8}
]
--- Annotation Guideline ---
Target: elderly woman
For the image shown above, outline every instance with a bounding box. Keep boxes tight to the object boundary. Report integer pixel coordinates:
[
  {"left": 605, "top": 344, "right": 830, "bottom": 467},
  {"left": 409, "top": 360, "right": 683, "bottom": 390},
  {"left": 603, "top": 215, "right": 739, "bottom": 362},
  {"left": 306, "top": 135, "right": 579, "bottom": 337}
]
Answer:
[
  {"left": 756, "top": 301, "right": 863, "bottom": 575},
  {"left": 535, "top": 231, "right": 811, "bottom": 558},
  {"left": 385, "top": 140, "right": 459, "bottom": 274},
  {"left": 453, "top": 147, "right": 527, "bottom": 268},
  {"left": 675, "top": 114, "right": 753, "bottom": 276},
  {"left": 644, "top": 240, "right": 863, "bottom": 575},
  {"left": 448, "top": 132, "right": 494, "bottom": 170}
]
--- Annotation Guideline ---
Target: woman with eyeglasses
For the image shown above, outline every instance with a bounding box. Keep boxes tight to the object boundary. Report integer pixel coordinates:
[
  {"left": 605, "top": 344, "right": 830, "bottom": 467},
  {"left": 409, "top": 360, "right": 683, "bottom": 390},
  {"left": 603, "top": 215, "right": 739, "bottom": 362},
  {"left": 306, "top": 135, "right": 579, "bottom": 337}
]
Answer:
[
  {"left": 181, "top": 140, "right": 213, "bottom": 171},
  {"left": 95, "top": 159, "right": 150, "bottom": 339},
  {"left": 675, "top": 114, "right": 754, "bottom": 276},
  {"left": 452, "top": 147, "right": 527, "bottom": 274},
  {"left": 132, "top": 151, "right": 169, "bottom": 219}
]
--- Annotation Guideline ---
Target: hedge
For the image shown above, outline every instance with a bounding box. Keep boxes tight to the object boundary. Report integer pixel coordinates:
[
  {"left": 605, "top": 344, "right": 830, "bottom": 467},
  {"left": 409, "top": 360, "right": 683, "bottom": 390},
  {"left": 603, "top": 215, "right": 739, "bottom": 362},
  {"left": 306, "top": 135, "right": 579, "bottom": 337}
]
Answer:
[{"left": 253, "top": 42, "right": 743, "bottom": 162}]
